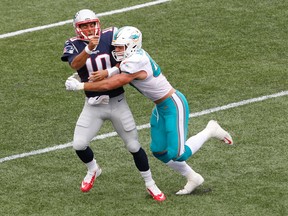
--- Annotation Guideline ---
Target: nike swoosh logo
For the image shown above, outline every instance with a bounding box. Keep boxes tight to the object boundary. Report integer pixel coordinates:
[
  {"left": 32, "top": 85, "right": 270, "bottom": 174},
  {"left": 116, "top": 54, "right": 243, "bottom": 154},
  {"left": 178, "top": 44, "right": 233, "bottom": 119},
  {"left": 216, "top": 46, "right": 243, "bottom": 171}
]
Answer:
[
  {"left": 224, "top": 137, "right": 233, "bottom": 145},
  {"left": 91, "top": 50, "right": 100, "bottom": 54},
  {"left": 118, "top": 98, "right": 123, "bottom": 102},
  {"left": 81, "top": 182, "right": 86, "bottom": 188}
]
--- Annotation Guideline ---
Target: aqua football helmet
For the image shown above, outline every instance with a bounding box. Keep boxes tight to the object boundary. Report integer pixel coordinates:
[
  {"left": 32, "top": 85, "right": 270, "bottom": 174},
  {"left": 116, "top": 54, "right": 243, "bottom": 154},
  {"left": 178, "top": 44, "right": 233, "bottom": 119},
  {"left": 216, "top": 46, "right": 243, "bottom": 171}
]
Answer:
[
  {"left": 73, "top": 9, "right": 101, "bottom": 40},
  {"left": 112, "top": 26, "right": 142, "bottom": 61}
]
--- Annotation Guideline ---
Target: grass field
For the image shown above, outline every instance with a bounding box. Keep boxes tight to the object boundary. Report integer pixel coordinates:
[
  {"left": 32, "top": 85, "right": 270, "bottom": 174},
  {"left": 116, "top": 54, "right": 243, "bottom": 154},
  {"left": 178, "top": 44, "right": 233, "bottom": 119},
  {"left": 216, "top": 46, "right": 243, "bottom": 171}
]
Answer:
[{"left": 0, "top": 0, "right": 287, "bottom": 215}]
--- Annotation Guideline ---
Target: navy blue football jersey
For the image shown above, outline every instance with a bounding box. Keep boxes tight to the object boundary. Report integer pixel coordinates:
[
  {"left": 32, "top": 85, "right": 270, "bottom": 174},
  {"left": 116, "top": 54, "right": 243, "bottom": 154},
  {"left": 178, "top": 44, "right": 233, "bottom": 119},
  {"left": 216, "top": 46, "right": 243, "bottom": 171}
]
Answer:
[{"left": 61, "top": 27, "right": 124, "bottom": 98}]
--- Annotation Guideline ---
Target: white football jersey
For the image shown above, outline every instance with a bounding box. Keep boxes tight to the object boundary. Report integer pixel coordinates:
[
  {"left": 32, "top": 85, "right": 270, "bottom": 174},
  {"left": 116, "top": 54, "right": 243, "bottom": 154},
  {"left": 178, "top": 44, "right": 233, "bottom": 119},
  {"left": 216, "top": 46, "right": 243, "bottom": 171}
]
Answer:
[{"left": 120, "top": 49, "right": 173, "bottom": 101}]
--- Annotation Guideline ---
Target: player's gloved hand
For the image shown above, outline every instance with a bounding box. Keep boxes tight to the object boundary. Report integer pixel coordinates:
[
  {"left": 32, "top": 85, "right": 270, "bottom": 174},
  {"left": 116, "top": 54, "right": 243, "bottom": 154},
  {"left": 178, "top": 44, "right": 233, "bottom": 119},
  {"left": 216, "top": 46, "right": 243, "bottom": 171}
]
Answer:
[
  {"left": 65, "top": 73, "right": 84, "bottom": 91},
  {"left": 88, "top": 95, "right": 109, "bottom": 105},
  {"left": 71, "top": 72, "right": 81, "bottom": 81}
]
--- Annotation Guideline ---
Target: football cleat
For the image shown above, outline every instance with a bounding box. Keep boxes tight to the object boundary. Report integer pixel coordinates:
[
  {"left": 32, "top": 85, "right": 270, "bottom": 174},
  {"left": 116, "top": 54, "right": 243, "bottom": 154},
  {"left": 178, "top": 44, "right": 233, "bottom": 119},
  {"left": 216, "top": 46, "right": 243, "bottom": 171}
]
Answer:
[
  {"left": 147, "top": 184, "right": 166, "bottom": 201},
  {"left": 176, "top": 173, "right": 204, "bottom": 195},
  {"left": 206, "top": 120, "right": 233, "bottom": 145},
  {"left": 81, "top": 164, "right": 102, "bottom": 192}
]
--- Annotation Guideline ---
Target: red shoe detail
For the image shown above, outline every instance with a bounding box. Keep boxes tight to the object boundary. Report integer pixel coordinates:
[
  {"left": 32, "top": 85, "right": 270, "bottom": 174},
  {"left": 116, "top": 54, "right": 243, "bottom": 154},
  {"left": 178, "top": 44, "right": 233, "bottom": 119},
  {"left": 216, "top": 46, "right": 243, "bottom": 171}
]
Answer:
[
  {"left": 147, "top": 189, "right": 166, "bottom": 201},
  {"left": 81, "top": 173, "right": 96, "bottom": 192},
  {"left": 224, "top": 137, "right": 233, "bottom": 145}
]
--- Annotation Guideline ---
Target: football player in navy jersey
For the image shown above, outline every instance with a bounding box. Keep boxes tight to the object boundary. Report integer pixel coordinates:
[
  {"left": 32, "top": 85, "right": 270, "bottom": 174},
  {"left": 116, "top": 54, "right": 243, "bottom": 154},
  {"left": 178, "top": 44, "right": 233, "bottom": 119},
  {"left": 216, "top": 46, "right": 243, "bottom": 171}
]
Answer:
[
  {"left": 65, "top": 26, "right": 234, "bottom": 195},
  {"left": 61, "top": 10, "right": 165, "bottom": 201}
]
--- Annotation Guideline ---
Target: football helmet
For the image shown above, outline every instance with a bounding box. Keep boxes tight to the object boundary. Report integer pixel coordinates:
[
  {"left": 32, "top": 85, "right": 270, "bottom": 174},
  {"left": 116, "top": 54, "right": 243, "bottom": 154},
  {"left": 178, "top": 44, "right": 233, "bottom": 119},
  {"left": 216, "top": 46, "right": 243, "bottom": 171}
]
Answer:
[
  {"left": 112, "top": 26, "right": 142, "bottom": 61},
  {"left": 73, "top": 9, "right": 101, "bottom": 40}
]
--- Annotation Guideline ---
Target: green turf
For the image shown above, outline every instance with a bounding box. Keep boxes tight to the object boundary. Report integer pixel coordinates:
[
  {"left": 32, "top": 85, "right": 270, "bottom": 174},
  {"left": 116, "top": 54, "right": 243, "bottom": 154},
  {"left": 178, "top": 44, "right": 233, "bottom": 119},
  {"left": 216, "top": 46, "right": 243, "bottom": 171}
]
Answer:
[{"left": 0, "top": 0, "right": 287, "bottom": 215}]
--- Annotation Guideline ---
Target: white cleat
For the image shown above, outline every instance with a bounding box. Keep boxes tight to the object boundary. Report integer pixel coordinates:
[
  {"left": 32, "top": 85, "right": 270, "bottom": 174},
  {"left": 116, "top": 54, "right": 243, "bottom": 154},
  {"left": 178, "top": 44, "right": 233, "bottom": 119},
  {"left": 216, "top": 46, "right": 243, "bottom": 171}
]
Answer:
[
  {"left": 206, "top": 120, "right": 233, "bottom": 145},
  {"left": 176, "top": 173, "right": 204, "bottom": 195}
]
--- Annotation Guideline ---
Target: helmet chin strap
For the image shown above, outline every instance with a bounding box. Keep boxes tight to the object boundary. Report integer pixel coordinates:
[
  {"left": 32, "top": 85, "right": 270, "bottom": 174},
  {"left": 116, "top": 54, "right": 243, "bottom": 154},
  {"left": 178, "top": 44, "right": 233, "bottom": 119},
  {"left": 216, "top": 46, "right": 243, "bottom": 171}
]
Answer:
[
  {"left": 112, "top": 50, "right": 125, "bottom": 61},
  {"left": 81, "top": 32, "right": 89, "bottom": 40},
  {"left": 75, "top": 27, "right": 89, "bottom": 40}
]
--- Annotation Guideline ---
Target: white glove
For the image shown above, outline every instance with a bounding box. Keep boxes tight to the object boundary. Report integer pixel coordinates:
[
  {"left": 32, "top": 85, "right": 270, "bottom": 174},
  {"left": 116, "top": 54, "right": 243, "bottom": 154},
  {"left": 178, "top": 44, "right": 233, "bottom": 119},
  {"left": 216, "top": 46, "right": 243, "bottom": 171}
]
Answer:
[
  {"left": 65, "top": 73, "right": 84, "bottom": 91},
  {"left": 88, "top": 95, "right": 109, "bottom": 105},
  {"left": 71, "top": 72, "right": 81, "bottom": 81}
]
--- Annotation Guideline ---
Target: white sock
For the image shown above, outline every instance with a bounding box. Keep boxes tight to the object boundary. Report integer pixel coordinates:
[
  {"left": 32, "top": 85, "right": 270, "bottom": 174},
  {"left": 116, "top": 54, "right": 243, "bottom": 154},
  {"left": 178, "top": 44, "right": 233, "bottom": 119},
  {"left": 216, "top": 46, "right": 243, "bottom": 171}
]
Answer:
[
  {"left": 86, "top": 159, "right": 98, "bottom": 173},
  {"left": 166, "top": 160, "right": 199, "bottom": 180},
  {"left": 166, "top": 160, "right": 192, "bottom": 176},
  {"left": 140, "top": 169, "right": 155, "bottom": 187},
  {"left": 186, "top": 129, "right": 210, "bottom": 155}
]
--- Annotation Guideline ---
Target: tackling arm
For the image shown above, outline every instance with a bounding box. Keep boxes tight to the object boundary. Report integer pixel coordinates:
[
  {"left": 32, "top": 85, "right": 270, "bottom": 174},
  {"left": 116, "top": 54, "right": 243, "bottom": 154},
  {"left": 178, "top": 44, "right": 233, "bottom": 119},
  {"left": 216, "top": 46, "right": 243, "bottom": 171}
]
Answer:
[
  {"left": 65, "top": 70, "right": 147, "bottom": 91},
  {"left": 84, "top": 73, "right": 135, "bottom": 91}
]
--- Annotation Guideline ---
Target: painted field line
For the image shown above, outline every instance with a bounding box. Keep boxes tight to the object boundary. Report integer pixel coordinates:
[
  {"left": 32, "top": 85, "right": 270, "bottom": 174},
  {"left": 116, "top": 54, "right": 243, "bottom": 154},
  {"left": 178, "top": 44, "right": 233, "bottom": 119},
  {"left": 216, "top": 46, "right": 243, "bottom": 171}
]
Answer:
[
  {"left": 1, "top": 90, "right": 287, "bottom": 164},
  {"left": 0, "top": 0, "right": 171, "bottom": 39},
  {"left": 189, "top": 90, "right": 288, "bottom": 118}
]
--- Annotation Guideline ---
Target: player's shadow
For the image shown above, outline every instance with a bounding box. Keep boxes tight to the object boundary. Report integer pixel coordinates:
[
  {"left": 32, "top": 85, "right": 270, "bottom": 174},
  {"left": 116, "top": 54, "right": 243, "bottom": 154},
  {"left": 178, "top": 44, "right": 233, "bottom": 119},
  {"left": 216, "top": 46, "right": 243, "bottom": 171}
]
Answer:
[{"left": 187, "top": 187, "right": 212, "bottom": 196}]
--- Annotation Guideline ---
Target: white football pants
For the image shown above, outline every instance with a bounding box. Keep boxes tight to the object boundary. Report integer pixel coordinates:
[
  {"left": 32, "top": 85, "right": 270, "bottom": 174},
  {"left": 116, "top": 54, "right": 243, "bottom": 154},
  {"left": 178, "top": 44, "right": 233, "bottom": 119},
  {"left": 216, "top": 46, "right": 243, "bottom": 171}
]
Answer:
[{"left": 73, "top": 93, "right": 141, "bottom": 153}]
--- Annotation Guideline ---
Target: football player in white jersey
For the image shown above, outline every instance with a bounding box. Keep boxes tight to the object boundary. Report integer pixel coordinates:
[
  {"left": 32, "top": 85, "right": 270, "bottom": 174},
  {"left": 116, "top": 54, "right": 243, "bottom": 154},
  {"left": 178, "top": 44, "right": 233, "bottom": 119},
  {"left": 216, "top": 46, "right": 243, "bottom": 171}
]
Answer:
[
  {"left": 61, "top": 13, "right": 165, "bottom": 201},
  {"left": 65, "top": 26, "right": 233, "bottom": 195}
]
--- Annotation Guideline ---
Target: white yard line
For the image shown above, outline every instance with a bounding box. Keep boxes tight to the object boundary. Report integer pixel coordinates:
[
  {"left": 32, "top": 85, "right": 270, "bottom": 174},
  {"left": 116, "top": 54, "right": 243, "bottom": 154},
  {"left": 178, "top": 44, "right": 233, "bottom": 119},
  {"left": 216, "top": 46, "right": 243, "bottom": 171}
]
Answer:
[
  {"left": 1, "top": 90, "right": 287, "bottom": 163},
  {"left": 0, "top": 0, "right": 171, "bottom": 39}
]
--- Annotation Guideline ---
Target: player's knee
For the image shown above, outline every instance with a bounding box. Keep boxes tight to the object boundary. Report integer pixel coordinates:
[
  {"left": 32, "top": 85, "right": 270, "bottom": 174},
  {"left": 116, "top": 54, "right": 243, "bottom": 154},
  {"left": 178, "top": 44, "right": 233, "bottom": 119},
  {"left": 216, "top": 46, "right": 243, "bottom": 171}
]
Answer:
[
  {"left": 125, "top": 140, "right": 141, "bottom": 153},
  {"left": 152, "top": 151, "right": 170, "bottom": 163},
  {"left": 73, "top": 138, "right": 89, "bottom": 151},
  {"left": 152, "top": 148, "right": 178, "bottom": 163}
]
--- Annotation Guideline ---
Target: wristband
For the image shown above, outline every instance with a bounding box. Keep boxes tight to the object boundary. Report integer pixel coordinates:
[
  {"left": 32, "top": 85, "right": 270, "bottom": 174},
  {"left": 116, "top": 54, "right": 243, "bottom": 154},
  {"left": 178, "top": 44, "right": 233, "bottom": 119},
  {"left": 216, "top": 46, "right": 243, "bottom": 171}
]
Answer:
[
  {"left": 107, "top": 66, "right": 120, "bottom": 77},
  {"left": 78, "top": 82, "right": 84, "bottom": 90},
  {"left": 84, "top": 46, "right": 93, "bottom": 55}
]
